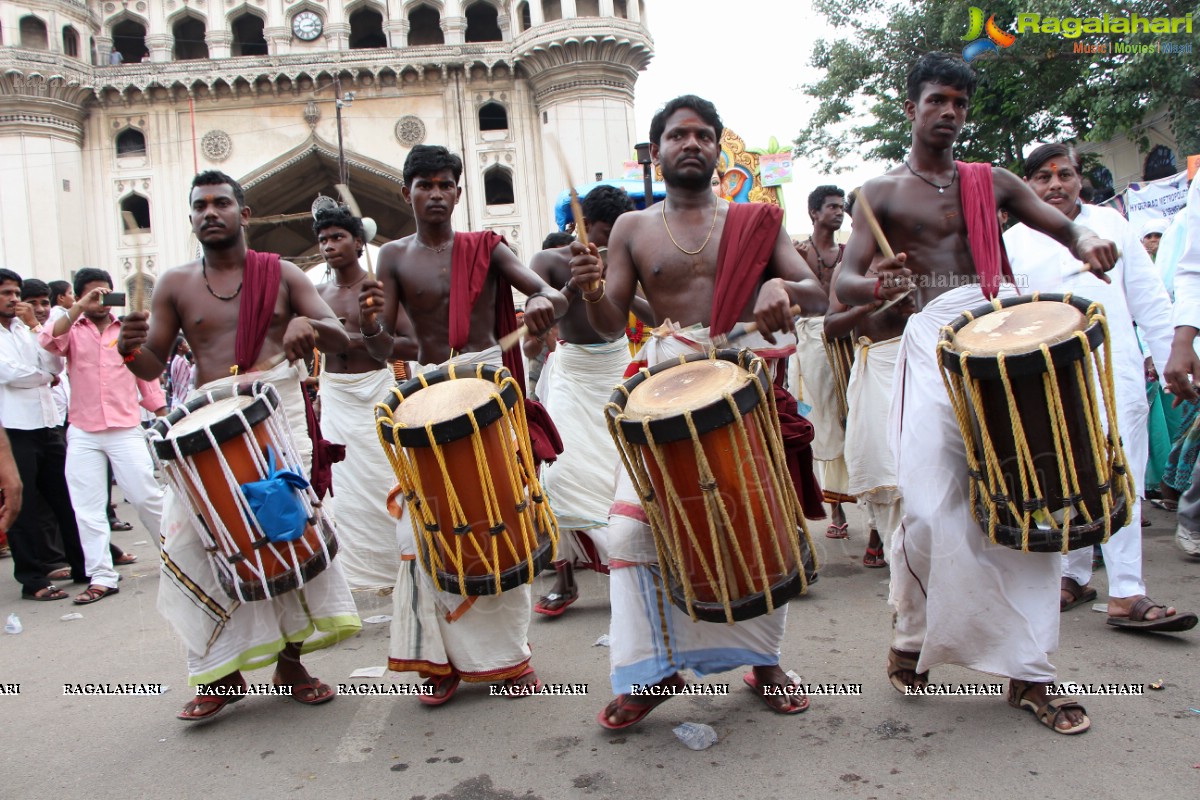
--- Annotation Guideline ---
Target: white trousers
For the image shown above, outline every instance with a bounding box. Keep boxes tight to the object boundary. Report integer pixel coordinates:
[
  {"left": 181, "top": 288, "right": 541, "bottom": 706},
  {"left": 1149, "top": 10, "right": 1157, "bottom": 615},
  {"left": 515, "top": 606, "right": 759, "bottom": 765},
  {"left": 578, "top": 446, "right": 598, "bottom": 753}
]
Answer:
[{"left": 65, "top": 426, "right": 165, "bottom": 589}]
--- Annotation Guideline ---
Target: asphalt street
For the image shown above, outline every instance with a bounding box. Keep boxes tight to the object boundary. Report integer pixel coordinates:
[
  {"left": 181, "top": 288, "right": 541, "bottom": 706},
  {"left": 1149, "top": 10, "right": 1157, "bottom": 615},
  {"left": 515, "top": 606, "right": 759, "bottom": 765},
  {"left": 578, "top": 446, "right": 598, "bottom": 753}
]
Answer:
[{"left": 1, "top": 498, "right": 1197, "bottom": 800}]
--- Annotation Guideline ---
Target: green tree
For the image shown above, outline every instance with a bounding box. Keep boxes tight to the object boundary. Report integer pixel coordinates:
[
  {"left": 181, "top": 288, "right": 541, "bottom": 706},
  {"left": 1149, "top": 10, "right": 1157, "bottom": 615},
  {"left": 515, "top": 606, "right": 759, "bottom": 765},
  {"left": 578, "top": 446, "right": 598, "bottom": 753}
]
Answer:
[{"left": 796, "top": 0, "right": 1200, "bottom": 173}]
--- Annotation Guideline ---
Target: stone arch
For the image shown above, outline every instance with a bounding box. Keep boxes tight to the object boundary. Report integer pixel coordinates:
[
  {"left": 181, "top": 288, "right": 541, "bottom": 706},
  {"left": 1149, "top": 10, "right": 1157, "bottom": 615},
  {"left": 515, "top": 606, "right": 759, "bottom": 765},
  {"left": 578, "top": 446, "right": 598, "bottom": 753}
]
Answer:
[
  {"left": 120, "top": 192, "right": 151, "bottom": 232},
  {"left": 613, "top": 0, "right": 628, "bottom": 19},
  {"left": 110, "top": 15, "right": 148, "bottom": 63},
  {"left": 172, "top": 12, "right": 208, "bottom": 60},
  {"left": 115, "top": 127, "right": 147, "bottom": 157},
  {"left": 515, "top": 2, "right": 531, "bottom": 32},
  {"left": 407, "top": 4, "right": 445, "bottom": 46},
  {"left": 62, "top": 26, "right": 80, "bottom": 57},
  {"left": 19, "top": 15, "right": 49, "bottom": 50},
  {"left": 347, "top": 2, "right": 387, "bottom": 49},
  {"left": 575, "top": 0, "right": 601, "bottom": 16},
  {"left": 478, "top": 101, "right": 508, "bottom": 131},
  {"left": 542, "top": 0, "right": 562, "bottom": 23},
  {"left": 464, "top": 1, "right": 503, "bottom": 42},
  {"left": 483, "top": 164, "right": 514, "bottom": 206},
  {"left": 229, "top": 6, "right": 269, "bottom": 57}
]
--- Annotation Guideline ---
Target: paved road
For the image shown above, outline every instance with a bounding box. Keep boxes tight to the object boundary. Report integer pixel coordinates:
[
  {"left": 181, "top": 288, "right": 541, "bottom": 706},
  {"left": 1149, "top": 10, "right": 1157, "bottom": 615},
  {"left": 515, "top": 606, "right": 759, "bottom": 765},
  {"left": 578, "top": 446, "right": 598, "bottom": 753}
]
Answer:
[{"left": 2, "top": 499, "right": 1197, "bottom": 800}]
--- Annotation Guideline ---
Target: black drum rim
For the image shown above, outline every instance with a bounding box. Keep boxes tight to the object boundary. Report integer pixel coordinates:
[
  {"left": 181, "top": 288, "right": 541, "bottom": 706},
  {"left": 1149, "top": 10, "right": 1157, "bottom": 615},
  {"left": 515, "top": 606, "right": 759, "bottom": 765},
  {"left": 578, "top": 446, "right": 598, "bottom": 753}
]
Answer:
[
  {"left": 607, "top": 348, "right": 770, "bottom": 445},
  {"left": 973, "top": 495, "right": 1129, "bottom": 553},
  {"left": 377, "top": 362, "right": 520, "bottom": 447},
  {"left": 424, "top": 534, "right": 554, "bottom": 596},
  {"left": 939, "top": 293, "right": 1106, "bottom": 379},
  {"left": 668, "top": 571, "right": 805, "bottom": 623},
  {"left": 152, "top": 382, "right": 280, "bottom": 461}
]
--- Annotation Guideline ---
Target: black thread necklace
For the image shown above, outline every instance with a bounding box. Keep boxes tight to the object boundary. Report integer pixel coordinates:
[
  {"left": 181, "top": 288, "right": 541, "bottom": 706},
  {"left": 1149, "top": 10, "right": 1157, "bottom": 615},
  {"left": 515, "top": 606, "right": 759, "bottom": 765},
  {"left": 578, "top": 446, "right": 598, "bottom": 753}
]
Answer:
[
  {"left": 202, "top": 257, "right": 242, "bottom": 301},
  {"left": 807, "top": 235, "right": 843, "bottom": 272},
  {"left": 904, "top": 159, "right": 958, "bottom": 193}
]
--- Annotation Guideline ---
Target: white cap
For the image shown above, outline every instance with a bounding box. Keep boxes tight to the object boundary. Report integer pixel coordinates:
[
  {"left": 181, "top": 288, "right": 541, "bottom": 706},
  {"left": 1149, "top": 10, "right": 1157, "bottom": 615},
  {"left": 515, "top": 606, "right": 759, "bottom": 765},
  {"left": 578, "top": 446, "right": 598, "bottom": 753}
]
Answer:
[{"left": 1141, "top": 218, "right": 1166, "bottom": 238}]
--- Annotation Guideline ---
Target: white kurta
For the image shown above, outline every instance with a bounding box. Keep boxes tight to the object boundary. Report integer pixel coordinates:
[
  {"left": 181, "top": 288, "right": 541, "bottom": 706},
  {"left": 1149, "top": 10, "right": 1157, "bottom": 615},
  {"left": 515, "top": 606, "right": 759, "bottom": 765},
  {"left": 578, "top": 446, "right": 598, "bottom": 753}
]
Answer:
[
  {"left": 319, "top": 365, "right": 403, "bottom": 592},
  {"left": 889, "top": 284, "right": 1061, "bottom": 682},
  {"left": 1005, "top": 204, "right": 1175, "bottom": 597}
]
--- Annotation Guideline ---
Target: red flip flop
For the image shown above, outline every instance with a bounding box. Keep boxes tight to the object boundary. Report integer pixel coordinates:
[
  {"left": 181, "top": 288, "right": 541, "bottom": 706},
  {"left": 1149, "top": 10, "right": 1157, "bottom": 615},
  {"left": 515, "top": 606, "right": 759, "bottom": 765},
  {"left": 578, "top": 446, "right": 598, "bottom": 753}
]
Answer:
[
  {"left": 534, "top": 590, "right": 578, "bottom": 617},
  {"left": 418, "top": 673, "right": 461, "bottom": 706},
  {"left": 596, "top": 674, "right": 685, "bottom": 730},
  {"left": 503, "top": 666, "right": 543, "bottom": 698},
  {"left": 742, "top": 671, "right": 810, "bottom": 714}
]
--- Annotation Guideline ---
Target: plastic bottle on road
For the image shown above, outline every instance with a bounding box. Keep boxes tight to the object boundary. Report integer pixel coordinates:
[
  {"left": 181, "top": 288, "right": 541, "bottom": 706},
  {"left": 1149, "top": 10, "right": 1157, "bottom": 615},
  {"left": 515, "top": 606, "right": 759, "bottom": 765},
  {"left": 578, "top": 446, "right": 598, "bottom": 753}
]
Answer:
[
  {"left": 5, "top": 613, "right": 21, "bottom": 634},
  {"left": 673, "top": 722, "right": 718, "bottom": 750}
]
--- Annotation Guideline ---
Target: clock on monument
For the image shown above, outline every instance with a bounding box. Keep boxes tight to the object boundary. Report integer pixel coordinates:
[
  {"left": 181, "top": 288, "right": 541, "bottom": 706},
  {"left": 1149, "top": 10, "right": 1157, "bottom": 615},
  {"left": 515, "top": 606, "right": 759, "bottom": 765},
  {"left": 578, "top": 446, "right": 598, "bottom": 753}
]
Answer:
[{"left": 292, "top": 10, "right": 323, "bottom": 42}]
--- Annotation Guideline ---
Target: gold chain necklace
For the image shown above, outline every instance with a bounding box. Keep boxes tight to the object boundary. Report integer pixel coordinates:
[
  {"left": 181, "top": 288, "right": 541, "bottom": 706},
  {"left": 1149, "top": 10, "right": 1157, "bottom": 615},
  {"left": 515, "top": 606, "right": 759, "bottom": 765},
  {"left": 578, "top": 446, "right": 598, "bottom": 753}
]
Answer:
[{"left": 662, "top": 200, "right": 719, "bottom": 256}]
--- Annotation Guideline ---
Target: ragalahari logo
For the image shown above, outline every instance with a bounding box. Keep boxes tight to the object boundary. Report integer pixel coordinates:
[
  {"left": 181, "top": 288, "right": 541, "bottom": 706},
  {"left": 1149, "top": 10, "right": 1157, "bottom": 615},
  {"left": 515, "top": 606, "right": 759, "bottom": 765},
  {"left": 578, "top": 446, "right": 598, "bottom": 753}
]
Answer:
[{"left": 962, "top": 7, "right": 1017, "bottom": 61}]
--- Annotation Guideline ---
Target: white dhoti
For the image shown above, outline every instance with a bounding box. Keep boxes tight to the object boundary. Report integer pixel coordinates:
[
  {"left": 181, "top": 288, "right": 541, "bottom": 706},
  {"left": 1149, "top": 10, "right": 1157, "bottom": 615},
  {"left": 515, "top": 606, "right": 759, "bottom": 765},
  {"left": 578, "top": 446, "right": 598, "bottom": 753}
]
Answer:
[
  {"left": 387, "top": 346, "right": 533, "bottom": 682},
  {"left": 609, "top": 327, "right": 799, "bottom": 695},
  {"left": 157, "top": 361, "right": 361, "bottom": 686},
  {"left": 889, "top": 285, "right": 1060, "bottom": 681},
  {"left": 792, "top": 317, "right": 851, "bottom": 504},
  {"left": 318, "top": 366, "right": 403, "bottom": 592},
  {"left": 538, "top": 337, "right": 631, "bottom": 570},
  {"left": 844, "top": 336, "right": 903, "bottom": 554}
]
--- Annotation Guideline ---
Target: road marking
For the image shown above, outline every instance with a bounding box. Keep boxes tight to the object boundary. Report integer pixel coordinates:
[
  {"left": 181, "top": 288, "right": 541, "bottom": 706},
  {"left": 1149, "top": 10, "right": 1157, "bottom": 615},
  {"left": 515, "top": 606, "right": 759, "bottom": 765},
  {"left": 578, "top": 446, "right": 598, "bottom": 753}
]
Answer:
[{"left": 332, "top": 697, "right": 392, "bottom": 763}]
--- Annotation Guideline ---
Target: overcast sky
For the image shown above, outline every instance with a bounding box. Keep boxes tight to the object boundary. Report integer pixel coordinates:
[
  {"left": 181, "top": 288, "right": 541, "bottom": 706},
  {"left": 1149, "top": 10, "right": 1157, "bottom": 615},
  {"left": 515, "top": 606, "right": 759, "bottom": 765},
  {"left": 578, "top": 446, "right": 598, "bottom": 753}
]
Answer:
[{"left": 631, "top": 0, "right": 881, "bottom": 232}]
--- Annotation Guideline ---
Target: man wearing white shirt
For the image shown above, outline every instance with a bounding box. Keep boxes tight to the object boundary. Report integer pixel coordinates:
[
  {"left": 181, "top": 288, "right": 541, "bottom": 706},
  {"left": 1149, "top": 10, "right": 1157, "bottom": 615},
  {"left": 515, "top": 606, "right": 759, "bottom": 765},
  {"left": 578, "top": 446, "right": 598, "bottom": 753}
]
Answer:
[
  {"left": 1163, "top": 174, "right": 1200, "bottom": 556},
  {"left": 1006, "top": 143, "right": 1195, "bottom": 632},
  {"left": 0, "top": 269, "right": 84, "bottom": 600}
]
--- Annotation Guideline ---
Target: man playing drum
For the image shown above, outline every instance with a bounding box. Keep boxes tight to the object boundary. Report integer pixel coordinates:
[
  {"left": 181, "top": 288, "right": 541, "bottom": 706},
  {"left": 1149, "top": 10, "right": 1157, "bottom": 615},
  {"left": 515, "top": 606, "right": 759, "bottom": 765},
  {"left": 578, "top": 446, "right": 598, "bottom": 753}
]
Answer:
[
  {"left": 568, "top": 95, "right": 828, "bottom": 729},
  {"left": 314, "top": 206, "right": 413, "bottom": 593},
  {"left": 360, "top": 145, "right": 567, "bottom": 704},
  {"left": 1004, "top": 143, "right": 1195, "bottom": 633},
  {"left": 119, "top": 170, "right": 360, "bottom": 721},
  {"left": 835, "top": 53, "right": 1117, "bottom": 735}
]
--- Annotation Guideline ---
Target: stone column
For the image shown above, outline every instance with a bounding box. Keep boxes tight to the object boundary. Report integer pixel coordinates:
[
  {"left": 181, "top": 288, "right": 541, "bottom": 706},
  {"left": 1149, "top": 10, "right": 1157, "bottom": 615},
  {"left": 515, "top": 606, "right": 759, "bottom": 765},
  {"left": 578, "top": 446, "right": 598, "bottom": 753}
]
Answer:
[
  {"left": 206, "top": 30, "right": 232, "bottom": 59},
  {"left": 146, "top": 33, "right": 172, "bottom": 62}
]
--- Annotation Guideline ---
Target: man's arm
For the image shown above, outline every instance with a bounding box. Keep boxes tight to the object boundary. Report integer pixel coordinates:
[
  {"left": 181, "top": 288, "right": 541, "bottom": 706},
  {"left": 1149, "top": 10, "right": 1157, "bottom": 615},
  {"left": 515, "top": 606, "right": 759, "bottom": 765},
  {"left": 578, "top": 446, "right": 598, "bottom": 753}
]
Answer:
[
  {"left": 279, "top": 261, "right": 349, "bottom": 362},
  {"left": 361, "top": 244, "right": 418, "bottom": 362},
  {"left": 0, "top": 426, "right": 22, "bottom": 530},
  {"left": 823, "top": 263, "right": 877, "bottom": 339},
  {"left": 1164, "top": 177, "right": 1200, "bottom": 400},
  {"left": 835, "top": 180, "right": 911, "bottom": 307},
  {"left": 119, "top": 269, "right": 181, "bottom": 380},
  {"left": 492, "top": 243, "right": 566, "bottom": 336},
  {"left": 569, "top": 214, "right": 637, "bottom": 340},
  {"left": 995, "top": 168, "right": 1117, "bottom": 280}
]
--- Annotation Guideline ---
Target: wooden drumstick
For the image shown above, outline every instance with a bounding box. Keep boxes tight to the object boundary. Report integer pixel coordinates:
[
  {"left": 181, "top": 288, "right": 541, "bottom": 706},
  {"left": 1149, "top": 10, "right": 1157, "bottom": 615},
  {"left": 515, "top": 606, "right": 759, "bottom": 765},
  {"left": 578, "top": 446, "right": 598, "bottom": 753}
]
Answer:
[
  {"left": 499, "top": 325, "right": 527, "bottom": 352},
  {"left": 852, "top": 188, "right": 913, "bottom": 314},
  {"left": 546, "top": 133, "right": 598, "bottom": 294}
]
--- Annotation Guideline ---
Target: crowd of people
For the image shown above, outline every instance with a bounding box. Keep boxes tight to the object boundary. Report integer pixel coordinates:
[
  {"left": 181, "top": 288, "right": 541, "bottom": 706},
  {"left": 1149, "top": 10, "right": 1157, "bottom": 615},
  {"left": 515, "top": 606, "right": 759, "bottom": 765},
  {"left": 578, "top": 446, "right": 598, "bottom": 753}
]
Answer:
[{"left": 0, "top": 51, "right": 1197, "bottom": 738}]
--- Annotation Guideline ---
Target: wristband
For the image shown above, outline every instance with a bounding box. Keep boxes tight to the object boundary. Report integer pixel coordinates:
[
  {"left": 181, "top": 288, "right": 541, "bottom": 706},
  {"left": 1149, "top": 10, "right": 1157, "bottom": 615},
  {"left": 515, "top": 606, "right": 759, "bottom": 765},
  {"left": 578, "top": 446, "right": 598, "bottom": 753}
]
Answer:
[
  {"left": 561, "top": 281, "right": 579, "bottom": 299},
  {"left": 122, "top": 348, "right": 141, "bottom": 363},
  {"left": 363, "top": 321, "right": 385, "bottom": 339},
  {"left": 873, "top": 277, "right": 882, "bottom": 300}
]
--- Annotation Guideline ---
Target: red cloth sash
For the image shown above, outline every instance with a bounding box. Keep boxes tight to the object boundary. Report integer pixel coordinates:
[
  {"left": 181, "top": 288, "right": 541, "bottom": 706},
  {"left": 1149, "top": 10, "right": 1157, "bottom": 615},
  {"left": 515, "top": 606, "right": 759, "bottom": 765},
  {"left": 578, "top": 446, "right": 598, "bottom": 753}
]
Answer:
[
  {"left": 234, "top": 250, "right": 280, "bottom": 372},
  {"left": 957, "top": 162, "right": 1015, "bottom": 300},
  {"left": 448, "top": 231, "right": 563, "bottom": 465},
  {"left": 710, "top": 203, "right": 785, "bottom": 336}
]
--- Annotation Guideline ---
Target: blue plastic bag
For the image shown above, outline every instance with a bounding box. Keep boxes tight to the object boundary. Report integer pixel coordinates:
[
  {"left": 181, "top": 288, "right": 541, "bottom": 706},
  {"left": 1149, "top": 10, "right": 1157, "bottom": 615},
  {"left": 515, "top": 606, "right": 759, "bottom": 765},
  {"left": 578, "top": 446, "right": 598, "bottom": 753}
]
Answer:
[{"left": 240, "top": 446, "right": 311, "bottom": 543}]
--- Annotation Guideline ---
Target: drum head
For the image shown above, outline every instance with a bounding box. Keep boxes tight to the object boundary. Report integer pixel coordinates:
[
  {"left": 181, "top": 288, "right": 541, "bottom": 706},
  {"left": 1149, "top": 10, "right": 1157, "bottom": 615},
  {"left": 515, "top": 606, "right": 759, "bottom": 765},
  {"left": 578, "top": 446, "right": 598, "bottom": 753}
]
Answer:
[
  {"left": 166, "top": 395, "right": 257, "bottom": 438},
  {"left": 626, "top": 359, "right": 752, "bottom": 420},
  {"left": 951, "top": 301, "right": 1086, "bottom": 357},
  {"left": 393, "top": 377, "right": 498, "bottom": 428}
]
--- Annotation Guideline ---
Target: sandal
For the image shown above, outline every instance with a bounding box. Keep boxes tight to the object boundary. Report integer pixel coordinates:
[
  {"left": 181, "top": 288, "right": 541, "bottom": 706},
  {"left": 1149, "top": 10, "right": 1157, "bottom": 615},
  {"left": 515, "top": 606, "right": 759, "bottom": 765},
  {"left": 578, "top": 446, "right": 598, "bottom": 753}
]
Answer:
[
  {"left": 1060, "top": 577, "right": 1097, "bottom": 612},
  {"left": 114, "top": 553, "right": 138, "bottom": 566},
  {"left": 862, "top": 546, "right": 887, "bottom": 568},
  {"left": 825, "top": 522, "right": 849, "bottom": 539},
  {"left": 178, "top": 677, "right": 247, "bottom": 722},
  {"left": 1149, "top": 498, "right": 1177, "bottom": 512},
  {"left": 1008, "top": 679, "right": 1090, "bottom": 735},
  {"left": 502, "top": 666, "right": 543, "bottom": 698},
  {"left": 418, "top": 672, "right": 461, "bottom": 707},
  {"left": 282, "top": 679, "right": 335, "bottom": 706},
  {"left": 742, "top": 670, "right": 809, "bottom": 714},
  {"left": 1106, "top": 596, "right": 1198, "bottom": 633},
  {"left": 73, "top": 585, "right": 119, "bottom": 605},
  {"left": 596, "top": 673, "right": 685, "bottom": 730},
  {"left": 887, "top": 647, "right": 929, "bottom": 694},
  {"left": 47, "top": 567, "right": 72, "bottom": 581},
  {"left": 23, "top": 584, "right": 69, "bottom": 601},
  {"left": 109, "top": 520, "right": 134, "bottom": 532}
]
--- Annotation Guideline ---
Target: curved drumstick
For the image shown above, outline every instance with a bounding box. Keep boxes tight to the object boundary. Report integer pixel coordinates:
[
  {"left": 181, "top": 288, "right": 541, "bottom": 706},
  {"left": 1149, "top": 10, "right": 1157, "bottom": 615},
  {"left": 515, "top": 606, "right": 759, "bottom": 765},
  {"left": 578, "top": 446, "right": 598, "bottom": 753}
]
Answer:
[
  {"left": 852, "top": 187, "right": 912, "bottom": 314},
  {"left": 547, "top": 133, "right": 599, "bottom": 296}
]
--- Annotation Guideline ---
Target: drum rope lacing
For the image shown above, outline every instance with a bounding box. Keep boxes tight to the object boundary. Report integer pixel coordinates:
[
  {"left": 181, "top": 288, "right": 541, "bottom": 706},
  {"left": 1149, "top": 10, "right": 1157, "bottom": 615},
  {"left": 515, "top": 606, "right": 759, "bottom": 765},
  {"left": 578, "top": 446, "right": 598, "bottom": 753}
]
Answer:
[
  {"left": 374, "top": 362, "right": 558, "bottom": 598},
  {"left": 937, "top": 296, "right": 1134, "bottom": 552},
  {"left": 604, "top": 351, "right": 814, "bottom": 625},
  {"left": 151, "top": 383, "right": 332, "bottom": 603},
  {"left": 822, "top": 332, "right": 854, "bottom": 426}
]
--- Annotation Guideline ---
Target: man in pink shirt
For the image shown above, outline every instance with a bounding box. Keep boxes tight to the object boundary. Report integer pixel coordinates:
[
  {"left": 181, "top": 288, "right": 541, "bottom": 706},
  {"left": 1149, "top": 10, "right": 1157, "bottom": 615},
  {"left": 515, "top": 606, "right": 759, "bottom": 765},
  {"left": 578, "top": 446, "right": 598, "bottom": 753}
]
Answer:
[{"left": 39, "top": 268, "right": 167, "bottom": 605}]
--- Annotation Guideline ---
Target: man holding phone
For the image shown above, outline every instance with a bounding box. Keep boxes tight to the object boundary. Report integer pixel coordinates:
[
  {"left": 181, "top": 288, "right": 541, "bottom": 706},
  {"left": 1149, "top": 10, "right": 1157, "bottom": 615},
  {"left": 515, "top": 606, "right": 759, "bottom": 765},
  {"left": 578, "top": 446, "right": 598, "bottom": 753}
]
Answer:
[{"left": 39, "top": 268, "right": 167, "bottom": 604}]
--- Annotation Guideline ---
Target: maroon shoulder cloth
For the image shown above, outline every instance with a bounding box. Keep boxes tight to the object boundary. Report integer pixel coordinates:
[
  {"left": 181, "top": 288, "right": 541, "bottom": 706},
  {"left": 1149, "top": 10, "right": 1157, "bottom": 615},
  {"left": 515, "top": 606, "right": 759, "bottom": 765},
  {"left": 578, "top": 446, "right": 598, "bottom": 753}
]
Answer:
[
  {"left": 449, "top": 231, "right": 563, "bottom": 466},
  {"left": 234, "top": 250, "right": 343, "bottom": 498},
  {"left": 709, "top": 203, "right": 826, "bottom": 520},
  {"left": 956, "top": 162, "right": 1015, "bottom": 300}
]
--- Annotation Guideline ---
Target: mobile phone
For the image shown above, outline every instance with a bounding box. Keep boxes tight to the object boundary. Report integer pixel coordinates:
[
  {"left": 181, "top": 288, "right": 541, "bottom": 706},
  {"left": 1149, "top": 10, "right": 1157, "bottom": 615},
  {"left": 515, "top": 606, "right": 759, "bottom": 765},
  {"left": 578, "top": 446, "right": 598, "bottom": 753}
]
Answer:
[{"left": 101, "top": 292, "right": 126, "bottom": 307}]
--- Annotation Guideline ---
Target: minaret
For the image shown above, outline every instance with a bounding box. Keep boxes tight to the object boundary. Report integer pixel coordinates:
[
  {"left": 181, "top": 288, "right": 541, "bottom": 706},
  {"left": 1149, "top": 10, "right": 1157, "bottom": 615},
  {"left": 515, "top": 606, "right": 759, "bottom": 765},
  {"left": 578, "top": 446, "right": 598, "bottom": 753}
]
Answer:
[{"left": 515, "top": 0, "right": 653, "bottom": 219}]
